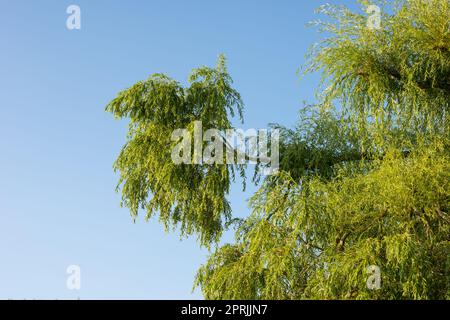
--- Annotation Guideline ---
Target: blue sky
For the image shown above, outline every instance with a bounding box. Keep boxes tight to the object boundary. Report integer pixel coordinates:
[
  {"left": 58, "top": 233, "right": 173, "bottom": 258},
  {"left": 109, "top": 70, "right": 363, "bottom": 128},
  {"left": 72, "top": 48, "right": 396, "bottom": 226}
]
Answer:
[{"left": 0, "top": 0, "right": 359, "bottom": 299}]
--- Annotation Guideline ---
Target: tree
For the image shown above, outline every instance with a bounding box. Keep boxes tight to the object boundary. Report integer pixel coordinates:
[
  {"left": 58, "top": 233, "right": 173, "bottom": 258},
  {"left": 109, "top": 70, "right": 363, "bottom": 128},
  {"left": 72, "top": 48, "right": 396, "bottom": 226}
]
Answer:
[{"left": 107, "top": 0, "right": 449, "bottom": 299}]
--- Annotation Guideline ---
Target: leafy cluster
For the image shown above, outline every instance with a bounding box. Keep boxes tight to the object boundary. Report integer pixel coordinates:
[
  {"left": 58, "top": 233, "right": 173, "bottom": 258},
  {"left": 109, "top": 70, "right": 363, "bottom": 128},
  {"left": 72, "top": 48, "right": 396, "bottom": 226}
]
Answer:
[
  {"left": 306, "top": 0, "right": 450, "bottom": 147},
  {"left": 195, "top": 0, "right": 450, "bottom": 299},
  {"left": 196, "top": 142, "right": 449, "bottom": 299}
]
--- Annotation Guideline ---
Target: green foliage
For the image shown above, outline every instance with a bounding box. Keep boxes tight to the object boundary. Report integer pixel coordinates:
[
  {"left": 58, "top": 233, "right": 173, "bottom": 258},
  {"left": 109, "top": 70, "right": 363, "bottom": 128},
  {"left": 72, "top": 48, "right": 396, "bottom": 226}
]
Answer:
[
  {"left": 107, "top": 0, "right": 450, "bottom": 299},
  {"left": 267, "top": 106, "right": 363, "bottom": 182},
  {"left": 106, "top": 55, "right": 244, "bottom": 247},
  {"left": 305, "top": 0, "right": 450, "bottom": 148},
  {"left": 196, "top": 143, "right": 450, "bottom": 299},
  {"left": 194, "top": 0, "right": 450, "bottom": 299}
]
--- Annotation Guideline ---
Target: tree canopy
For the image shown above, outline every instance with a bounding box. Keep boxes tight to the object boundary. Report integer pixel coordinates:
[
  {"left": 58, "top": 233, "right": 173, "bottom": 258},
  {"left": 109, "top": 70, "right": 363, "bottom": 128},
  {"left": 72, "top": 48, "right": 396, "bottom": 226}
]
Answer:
[{"left": 107, "top": 0, "right": 449, "bottom": 299}]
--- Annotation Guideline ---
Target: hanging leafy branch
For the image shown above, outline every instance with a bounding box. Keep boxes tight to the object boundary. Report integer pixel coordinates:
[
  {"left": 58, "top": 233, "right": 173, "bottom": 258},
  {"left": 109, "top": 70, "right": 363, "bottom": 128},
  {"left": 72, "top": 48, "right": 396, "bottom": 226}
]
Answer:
[{"left": 106, "top": 55, "right": 245, "bottom": 247}]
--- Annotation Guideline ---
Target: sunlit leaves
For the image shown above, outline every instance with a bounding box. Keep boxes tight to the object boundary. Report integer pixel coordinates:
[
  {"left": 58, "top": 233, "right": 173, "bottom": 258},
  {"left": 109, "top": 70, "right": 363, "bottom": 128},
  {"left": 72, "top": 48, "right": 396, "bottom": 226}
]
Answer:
[
  {"left": 197, "top": 142, "right": 450, "bottom": 299},
  {"left": 305, "top": 0, "right": 450, "bottom": 148},
  {"left": 106, "top": 55, "right": 244, "bottom": 247},
  {"left": 195, "top": 0, "right": 450, "bottom": 299}
]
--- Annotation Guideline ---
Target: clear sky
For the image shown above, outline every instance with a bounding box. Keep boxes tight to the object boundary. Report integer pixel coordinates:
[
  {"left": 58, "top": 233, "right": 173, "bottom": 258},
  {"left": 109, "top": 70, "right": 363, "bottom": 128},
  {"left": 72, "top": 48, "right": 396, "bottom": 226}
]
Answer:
[{"left": 0, "top": 0, "right": 359, "bottom": 299}]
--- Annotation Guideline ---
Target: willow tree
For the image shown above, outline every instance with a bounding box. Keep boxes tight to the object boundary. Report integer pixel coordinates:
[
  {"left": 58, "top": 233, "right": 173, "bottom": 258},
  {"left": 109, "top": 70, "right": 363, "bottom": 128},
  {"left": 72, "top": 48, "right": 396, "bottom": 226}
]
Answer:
[{"left": 107, "top": 0, "right": 449, "bottom": 299}]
